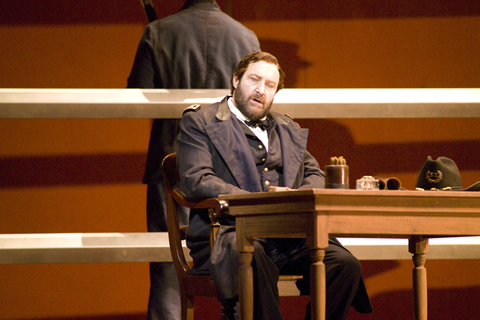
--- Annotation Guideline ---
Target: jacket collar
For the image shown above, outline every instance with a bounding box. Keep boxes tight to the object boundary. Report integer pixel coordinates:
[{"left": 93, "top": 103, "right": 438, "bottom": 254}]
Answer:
[
  {"left": 215, "top": 95, "right": 232, "bottom": 121},
  {"left": 182, "top": 0, "right": 219, "bottom": 10}
]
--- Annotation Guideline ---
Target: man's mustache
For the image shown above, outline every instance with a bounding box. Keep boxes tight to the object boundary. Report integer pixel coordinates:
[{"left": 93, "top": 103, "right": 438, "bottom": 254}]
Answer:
[{"left": 250, "top": 93, "right": 265, "bottom": 103}]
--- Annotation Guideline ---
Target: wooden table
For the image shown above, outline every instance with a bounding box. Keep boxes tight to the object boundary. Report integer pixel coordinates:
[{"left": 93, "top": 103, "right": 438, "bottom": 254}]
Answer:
[{"left": 219, "top": 189, "right": 480, "bottom": 320}]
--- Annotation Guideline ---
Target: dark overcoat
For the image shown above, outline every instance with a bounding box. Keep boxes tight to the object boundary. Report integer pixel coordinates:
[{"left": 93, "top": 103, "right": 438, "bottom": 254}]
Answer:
[{"left": 127, "top": 0, "right": 260, "bottom": 184}]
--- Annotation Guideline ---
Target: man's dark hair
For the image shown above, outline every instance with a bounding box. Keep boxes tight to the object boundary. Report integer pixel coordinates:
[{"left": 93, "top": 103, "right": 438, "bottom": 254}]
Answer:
[{"left": 231, "top": 51, "right": 285, "bottom": 94}]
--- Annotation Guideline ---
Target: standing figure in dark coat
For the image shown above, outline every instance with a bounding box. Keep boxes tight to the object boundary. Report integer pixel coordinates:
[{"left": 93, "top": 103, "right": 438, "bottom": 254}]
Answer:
[
  {"left": 177, "top": 52, "right": 373, "bottom": 320},
  {"left": 127, "top": 1, "right": 260, "bottom": 319}
]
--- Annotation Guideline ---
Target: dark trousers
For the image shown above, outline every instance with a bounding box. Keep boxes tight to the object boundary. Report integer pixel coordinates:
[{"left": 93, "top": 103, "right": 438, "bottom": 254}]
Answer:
[
  {"left": 210, "top": 227, "right": 372, "bottom": 320},
  {"left": 146, "top": 183, "right": 189, "bottom": 320}
]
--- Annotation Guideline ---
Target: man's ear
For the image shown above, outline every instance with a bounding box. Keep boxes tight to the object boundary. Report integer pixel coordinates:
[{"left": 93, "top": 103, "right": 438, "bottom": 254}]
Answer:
[{"left": 232, "top": 74, "right": 239, "bottom": 90}]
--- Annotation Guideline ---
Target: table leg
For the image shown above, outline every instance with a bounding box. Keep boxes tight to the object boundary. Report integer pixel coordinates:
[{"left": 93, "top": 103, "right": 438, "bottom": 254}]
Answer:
[
  {"left": 236, "top": 217, "right": 255, "bottom": 320},
  {"left": 310, "top": 248, "right": 326, "bottom": 320},
  {"left": 238, "top": 251, "right": 254, "bottom": 320},
  {"left": 307, "top": 213, "right": 329, "bottom": 320},
  {"left": 409, "top": 236, "right": 430, "bottom": 320}
]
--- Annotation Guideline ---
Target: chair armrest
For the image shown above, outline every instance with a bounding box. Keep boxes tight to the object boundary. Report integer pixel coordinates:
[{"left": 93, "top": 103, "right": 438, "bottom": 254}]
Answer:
[
  {"left": 179, "top": 225, "right": 188, "bottom": 240},
  {"left": 171, "top": 188, "right": 229, "bottom": 222}
]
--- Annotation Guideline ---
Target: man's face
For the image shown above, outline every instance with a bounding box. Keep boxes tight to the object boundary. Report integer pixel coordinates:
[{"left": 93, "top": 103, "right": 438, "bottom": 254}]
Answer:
[{"left": 232, "top": 61, "right": 280, "bottom": 121}]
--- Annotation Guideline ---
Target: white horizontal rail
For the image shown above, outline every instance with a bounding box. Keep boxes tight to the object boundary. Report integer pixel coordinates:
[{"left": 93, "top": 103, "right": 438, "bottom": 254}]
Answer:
[
  {"left": 1, "top": 233, "right": 479, "bottom": 264},
  {"left": 0, "top": 232, "right": 189, "bottom": 264},
  {"left": 339, "top": 237, "right": 480, "bottom": 260},
  {"left": 1, "top": 88, "right": 480, "bottom": 118}
]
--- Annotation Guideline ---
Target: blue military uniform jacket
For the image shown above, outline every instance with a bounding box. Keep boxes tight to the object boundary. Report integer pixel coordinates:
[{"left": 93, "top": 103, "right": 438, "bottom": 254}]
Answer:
[
  {"left": 177, "top": 96, "right": 324, "bottom": 265},
  {"left": 178, "top": 95, "right": 324, "bottom": 201}
]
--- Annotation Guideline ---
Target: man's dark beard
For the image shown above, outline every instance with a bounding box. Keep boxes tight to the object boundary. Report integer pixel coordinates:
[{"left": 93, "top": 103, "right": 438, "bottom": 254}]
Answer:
[{"left": 234, "top": 84, "right": 272, "bottom": 121}]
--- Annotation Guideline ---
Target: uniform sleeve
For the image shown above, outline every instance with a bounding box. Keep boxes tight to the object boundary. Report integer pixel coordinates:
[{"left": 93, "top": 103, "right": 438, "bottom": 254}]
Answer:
[
  {"left": 177, "top": 109, "right": 248, "bottom": 202},
  {"left": 298, "top": 150, "right": 325, "bottom": 189}
]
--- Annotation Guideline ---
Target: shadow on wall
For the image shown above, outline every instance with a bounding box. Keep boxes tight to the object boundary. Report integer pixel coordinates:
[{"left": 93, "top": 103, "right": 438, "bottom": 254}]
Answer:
[
  {"left": 259, "top": 39, "right": 312, "bottom": 88},
  {"left": 23, "top": 315, "right": 147, "bottom": 320},
  {"left": 1, "top": 122, "right": 479, "bottom": 190},
  {"left": 0, "top": 0, "right": 187, "bottom": 25},
  {"left": 0, "top": 153, "right": 146, "bottom": 188},
  {"left": 230, "top": 0, "right": 480, "bottom": 21},
  {"left": 2, "top": 0, "right": 480, "bottom": 26}
]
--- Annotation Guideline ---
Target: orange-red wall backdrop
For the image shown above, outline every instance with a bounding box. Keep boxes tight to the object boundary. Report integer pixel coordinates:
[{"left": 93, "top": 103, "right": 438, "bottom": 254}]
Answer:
[{"left": 1, "top": 1, "right": 480, "bottom": 319}]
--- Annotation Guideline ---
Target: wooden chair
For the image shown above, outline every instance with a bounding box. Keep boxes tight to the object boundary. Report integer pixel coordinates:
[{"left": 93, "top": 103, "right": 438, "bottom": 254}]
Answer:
[
  {"left": 161, "top": 152, "right": 303, "bottom": 320},
  {"left": 161, "top": 152, "right": 226, "bottom": 320}
]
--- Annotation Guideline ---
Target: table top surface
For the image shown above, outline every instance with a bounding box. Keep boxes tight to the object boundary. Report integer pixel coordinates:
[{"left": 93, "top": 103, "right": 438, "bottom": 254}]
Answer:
[
  {"left": 220, "top": 188, "right": 480, "bottom": 199},
  {"left": 219, "top": 188, "right": 480, "bottom": 210}
]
